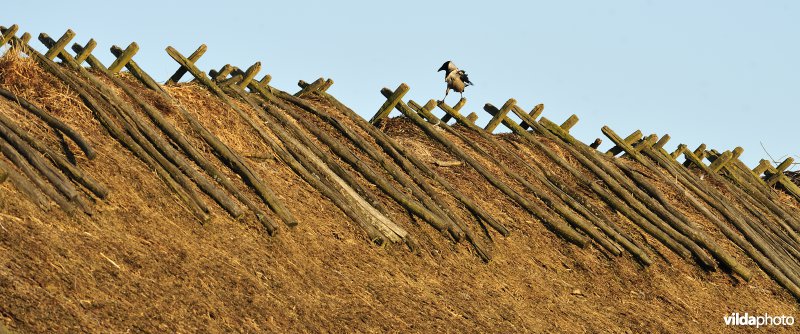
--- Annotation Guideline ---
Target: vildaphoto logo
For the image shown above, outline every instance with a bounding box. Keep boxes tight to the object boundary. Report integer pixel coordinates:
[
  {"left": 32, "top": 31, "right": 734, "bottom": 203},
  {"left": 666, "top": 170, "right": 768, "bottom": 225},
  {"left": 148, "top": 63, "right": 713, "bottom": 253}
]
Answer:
[{"left": 723, "top": 312, "right": 795, "bottom": 328}]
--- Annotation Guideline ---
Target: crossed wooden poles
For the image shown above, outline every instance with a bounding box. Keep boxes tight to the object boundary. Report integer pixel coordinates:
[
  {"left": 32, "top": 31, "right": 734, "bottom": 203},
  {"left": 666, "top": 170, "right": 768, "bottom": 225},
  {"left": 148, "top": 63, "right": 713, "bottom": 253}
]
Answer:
[
  {"left": 0, "top": 25, "right": 293, "bottom": 233},
  {"left": 0, "top": 26, "right": 106, "bottom": 215},
  {"left": 370, "top": 82, "right": 800, "bottom": 300}
]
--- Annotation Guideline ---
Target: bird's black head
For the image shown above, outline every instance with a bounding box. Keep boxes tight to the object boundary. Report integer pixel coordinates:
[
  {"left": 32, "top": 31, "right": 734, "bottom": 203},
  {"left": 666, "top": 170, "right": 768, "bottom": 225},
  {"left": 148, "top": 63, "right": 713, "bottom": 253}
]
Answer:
[{"left": 438, "top": 61, "right": 451, "bottom": 72}]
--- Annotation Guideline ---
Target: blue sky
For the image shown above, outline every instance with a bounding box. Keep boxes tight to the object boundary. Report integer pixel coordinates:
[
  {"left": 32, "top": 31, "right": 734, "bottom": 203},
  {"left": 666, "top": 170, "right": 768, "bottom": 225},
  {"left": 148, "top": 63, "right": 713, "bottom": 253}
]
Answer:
[{"left": 2, "top": 1, "right": 798, "bottom": 167}]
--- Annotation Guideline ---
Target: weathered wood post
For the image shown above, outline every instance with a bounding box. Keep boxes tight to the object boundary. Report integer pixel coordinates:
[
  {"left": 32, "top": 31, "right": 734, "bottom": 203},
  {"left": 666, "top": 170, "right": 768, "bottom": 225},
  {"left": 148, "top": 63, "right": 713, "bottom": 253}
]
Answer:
[
  {"left": 370, "top": 84, "right": 409, "bottom": 125},
  {"left": 483, "top": 99, "right": 515, "bottom": 133},
  {"left": 107, "top": 42, "right": 138, "bottom": 73},
  {"left": 519, "top": 104, "right": 544, "bottom": 130},
  {"left": 165, "top": 44, "right": 207, "bottom": 84}
]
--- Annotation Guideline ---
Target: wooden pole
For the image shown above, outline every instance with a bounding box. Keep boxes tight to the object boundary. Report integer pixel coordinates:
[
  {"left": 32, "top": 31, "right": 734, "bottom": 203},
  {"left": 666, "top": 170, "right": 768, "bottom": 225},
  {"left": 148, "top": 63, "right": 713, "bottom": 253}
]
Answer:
[
  {"left": 439, "top": 98, "right": 466, "bottom": 124},
  {"left": 0, "top": 24, "right": 19, "bottom": 47},
  {"left": 519, "top": 104, "right": 544, "bottom": 130},
  {"left": 41, "top": 30, "right": 75, "bottom": 60},
  {"left": 252, "top": 81, "right": 476, "bottom": 248},
  {"left": 0, "top": 120, "right": 80, "bottom": 201},
  {"left": 107, "top": 42, "right": 138, "bottom": 73},
  {"left": 540, "top": 119, "right": 718, "bottom": 268},
  {"left": 236, "top": 62, "right": 261, "bottom": 90},
  {"left": 166, "top": 44, "right": 207, "bottom": 85},
  {"left": 370, "top": 84, "right": 409, "bottom": 125},
  {"left": 39, "top": 33, "right": 216, "bottom": 219},
  {"left": 74, "top": 38, "right": 96, "bottom": 65},
  {"left": 654, "top": 134, "right": 671, "bottom": 150},
  {"left": 79, "top": 45, "right": 246, "bottom": 219},
  {"left": 0, "top": 135, "right": 74, "bottom": 212},
  {"left": 560, "top": 114, "right": 579, "bottom": 131},
  {"left": 483, "top": 99, "right": 515, "bottom": 133},
  {"left": 606, "top": 130, "right": 642, "bottom": 157},
  {"left": 295, "top": 78, "right": 326, "bottom": 97}
]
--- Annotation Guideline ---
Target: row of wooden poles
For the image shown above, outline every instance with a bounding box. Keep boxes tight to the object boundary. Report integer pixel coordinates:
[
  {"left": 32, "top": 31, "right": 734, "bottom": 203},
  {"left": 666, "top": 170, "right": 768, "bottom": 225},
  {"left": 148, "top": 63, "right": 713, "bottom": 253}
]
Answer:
[
  {"left": 2, "top": 24, "right": 800, "bottom": 301},
  {"left": 370, "top": 82, "right": 800, "bottom": 300},
  {"left": 0, "top": 24, "right": 513, "bottom": 259}
]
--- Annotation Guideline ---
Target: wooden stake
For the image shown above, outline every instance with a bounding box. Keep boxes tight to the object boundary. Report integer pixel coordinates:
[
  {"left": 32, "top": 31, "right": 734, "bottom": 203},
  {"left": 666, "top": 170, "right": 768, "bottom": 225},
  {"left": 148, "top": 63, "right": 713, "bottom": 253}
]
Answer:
[
  {"left": 519, "top": 104, "right": 544, "bottom": 130},
  {"left": 0, "top": 24, "right": 18, "bottom": 46},
  {"left": 0, "top": 159, "right": 50, "bottom": 209},
  {"left": 466, "top": 112, "right": 478, "bottom": 124},
  {"left": 420, "top": 102, "right": 622, "bottom": 256},
  {"left": 767, "top": 158, "right": 795, "bottom": 186},
  {"left": 23, "top": 31, "right": 210, "bottom": 220},
  {"left": 287, "top": 86, "right": 509, "bottom": 245},
  {"left": 671, "top": 144, "right": 687, "bottom": 159},
  {"left": 19, "top": 32, "right": 31, "bottom": 45},
  {"left": 640, "top": 145, "right": 800, "bottom": 296},
  {"left": 74, "top": 38, "right": 96, "bottom": 65},
  {"left": 483, "top": 99, "right": 515, "bottom": 133},
  {"left": 41, "top": 30, "right": 75, "bottom": 60},
  {"left": 166, "top": 44, "right": 207, "bottom": 85},
  {"left": 682, "top": 146, "right": 711, "bottom": 173},
  {"left": 370, "top": 83, "right": 409, "bottom": 125},
  {"left": 602, "top": 126, "right": 752, "bottom": 279},
  {"left": 107, "top": 42, "right": 139, "bottom": 73},
  {"left": 560, "top": 114, "right": 579, "bottom": 131},
  {"left": 709, "top": 150, "right": 733, "bottom": 173},
  {"left": 606, "top": 130, "right": 642, "bottom": 156},
  {"left": 654, "top": 134, "right": 671, "bottom": 150},
  {"left": 295, "top": 77, "right": 325, "bottom": 97},
  {"left": 0, "top": 110, "right": 108, "bottom": 199},
  {"left": 257, "top": 74, "right": 272, "bottom": 87},
  {"left": 72, "top": 43, "right": 108, "bottom": 71},
  {"left": 212, "top": 64, "right": 234, "bottom": 82},
  {"left": 236, "top": 62, "right": 261, "bottom": 90},
  {"left": 440, "top": 98, "right": 467, "bottom": 123}
]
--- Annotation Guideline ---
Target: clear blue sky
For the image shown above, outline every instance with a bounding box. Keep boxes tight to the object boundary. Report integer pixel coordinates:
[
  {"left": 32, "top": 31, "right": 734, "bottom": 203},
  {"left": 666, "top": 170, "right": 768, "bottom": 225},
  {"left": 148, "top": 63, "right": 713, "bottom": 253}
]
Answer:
[{"left": 2, "top": 1, "right": 798, "bottom": 167}]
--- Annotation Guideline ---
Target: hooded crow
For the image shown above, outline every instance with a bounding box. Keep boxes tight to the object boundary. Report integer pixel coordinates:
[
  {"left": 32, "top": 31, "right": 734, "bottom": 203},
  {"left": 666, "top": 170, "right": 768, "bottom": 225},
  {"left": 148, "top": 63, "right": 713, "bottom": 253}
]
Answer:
[{"left": 438, "top": 61, "right": 473, "bottom": 101}]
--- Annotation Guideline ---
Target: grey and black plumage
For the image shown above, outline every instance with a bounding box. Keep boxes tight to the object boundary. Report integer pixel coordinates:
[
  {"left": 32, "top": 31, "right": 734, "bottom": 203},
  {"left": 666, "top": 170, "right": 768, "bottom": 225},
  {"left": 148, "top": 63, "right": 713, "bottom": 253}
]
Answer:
[{"left": 438, "top": 61, "right": 473, "bottom": 101}]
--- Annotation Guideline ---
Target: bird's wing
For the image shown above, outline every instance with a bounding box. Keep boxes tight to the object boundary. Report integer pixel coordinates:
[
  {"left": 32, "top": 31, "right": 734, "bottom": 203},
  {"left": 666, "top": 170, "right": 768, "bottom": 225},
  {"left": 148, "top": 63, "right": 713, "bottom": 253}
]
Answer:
[{"left": 458, "top": 70, "right": 473, "bottom": 86}]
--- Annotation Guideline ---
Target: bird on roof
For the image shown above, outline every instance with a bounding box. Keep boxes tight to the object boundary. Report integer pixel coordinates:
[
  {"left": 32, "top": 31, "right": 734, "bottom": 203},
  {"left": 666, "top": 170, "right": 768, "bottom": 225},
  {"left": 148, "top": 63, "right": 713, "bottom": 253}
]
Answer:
[{"left": 438, "top": 61, "right": 473, "bottom": 101}]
